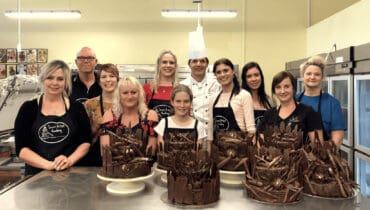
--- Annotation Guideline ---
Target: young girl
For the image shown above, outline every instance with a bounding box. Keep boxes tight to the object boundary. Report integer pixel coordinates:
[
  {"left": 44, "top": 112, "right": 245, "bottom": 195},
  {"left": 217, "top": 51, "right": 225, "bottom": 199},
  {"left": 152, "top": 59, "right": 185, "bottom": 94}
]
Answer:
[{"left": 155, "top": 84, "right": 207, "bottom": 169}]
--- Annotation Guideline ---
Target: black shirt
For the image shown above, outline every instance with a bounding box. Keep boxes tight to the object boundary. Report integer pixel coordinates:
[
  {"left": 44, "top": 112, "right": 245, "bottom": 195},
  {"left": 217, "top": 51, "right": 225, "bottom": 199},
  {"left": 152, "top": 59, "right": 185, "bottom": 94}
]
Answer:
[
  {"left": 259, "top": 103, "right": 322, "bottom": 144},
  {"left": 70, "top": 72, "right": 102, "bottom": 104}
]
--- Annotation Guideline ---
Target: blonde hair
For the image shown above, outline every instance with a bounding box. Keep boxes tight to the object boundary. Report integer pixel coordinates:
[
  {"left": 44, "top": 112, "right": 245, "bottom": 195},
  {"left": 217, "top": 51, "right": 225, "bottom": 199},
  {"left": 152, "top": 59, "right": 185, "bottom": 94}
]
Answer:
[
  {"left": 151, "top": 50, "right": 179, "bottom": 92},
  {"left": 300, "top": 55, "right": 326, "bottom": 78},
  {"left": 38, "top": 60, "right": 72, "bottom": 97},
  {"left": 112, "top": 76, "right": 148, "bottom": 117}
]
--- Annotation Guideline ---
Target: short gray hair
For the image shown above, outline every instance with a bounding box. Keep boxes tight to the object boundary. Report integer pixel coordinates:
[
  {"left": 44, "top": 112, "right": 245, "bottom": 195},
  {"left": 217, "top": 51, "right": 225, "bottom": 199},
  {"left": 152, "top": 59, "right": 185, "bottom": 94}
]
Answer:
[{"left": 38, "top": 60, "right": 72, "bottom": 96}]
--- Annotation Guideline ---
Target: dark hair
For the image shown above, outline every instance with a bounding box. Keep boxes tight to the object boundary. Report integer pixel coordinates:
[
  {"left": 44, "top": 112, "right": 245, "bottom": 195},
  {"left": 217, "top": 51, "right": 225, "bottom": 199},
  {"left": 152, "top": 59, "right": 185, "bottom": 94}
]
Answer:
[
  {"left": 187, "top": 57, "right": 209, "bottom": 65},
  {"left": 271, "top": 71, "right": 297, "bottom": 96},
  {"left": 97, "top": 63, "right": 119, "bottom": 81},
  {"left": 241, "top": 62, "right": 272, "bottom": 109},
  {"left": 213, "top": 58, "right": 240, "bottom": 96}
]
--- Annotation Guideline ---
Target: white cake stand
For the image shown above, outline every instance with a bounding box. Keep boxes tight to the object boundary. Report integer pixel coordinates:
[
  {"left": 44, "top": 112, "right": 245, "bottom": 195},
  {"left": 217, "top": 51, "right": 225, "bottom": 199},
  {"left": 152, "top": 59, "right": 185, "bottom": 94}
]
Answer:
[
  {"left": 153, "top": 163, "right": 167, "bottom": 184},
  {"left": 219, "top": 170, "right": 245, "bottom": 186},
  {"left": 97, "top": 171, "right": 154, "bottom": 195}
]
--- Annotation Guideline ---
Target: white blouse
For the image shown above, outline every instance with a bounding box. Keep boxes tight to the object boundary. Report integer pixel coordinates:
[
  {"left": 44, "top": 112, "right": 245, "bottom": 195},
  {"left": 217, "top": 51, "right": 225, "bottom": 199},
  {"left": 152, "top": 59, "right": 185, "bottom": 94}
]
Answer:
[{"left": 207, "top": 89, "right": 256, "bottom": 141}]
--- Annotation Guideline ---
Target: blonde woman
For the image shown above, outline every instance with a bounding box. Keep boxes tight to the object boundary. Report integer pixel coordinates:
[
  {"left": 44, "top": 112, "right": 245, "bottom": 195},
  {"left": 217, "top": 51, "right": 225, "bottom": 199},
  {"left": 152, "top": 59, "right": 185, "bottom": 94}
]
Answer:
[
  {"left": 101, "top": 76, "right": 158, "bottom": 156},
  {"left": 14, "top": 60, "right": 91, "bottom": 175},
  {"left": 297, "top": 56, "right": 346, "bottom": 147},
  {"left": 143, "top": 50, "right": 178, "bottom": 120}
]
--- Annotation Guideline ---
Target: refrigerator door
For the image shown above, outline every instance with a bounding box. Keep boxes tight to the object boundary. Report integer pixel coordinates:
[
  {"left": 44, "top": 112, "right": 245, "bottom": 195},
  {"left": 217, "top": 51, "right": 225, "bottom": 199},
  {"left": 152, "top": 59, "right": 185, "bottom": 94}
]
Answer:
[
  {"left": 328, "top": 75, "right": 353, "bottom": 147},
  {"left": 340, "top": 145, "right": 354, "bottom": 174},
  {"left": 354, "top": 75, "right": 370, "bottom": 154},
  {"left": 355, "top": 151, "right": 370, "bottom": 197}
]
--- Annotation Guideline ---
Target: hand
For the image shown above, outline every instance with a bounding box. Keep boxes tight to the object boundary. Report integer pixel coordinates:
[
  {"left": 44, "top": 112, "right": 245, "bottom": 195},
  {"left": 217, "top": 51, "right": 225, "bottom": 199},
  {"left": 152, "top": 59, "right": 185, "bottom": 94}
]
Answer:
[
  {"left": 157, "top": 138, "right": 164, "bottom": 152},
  {"left": 53, "top": 155, "right": 71, "bottom": 171},
  {"left": 197, "top": 139, "right": 203, "bottom": 151},
  {"left": 146, "top": 138, "right": 157, "bottom": 156}
]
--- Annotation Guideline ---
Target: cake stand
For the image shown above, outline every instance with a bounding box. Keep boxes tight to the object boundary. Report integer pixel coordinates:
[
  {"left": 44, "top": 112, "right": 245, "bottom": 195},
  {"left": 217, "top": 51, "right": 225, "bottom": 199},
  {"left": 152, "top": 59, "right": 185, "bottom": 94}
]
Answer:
[
  {"left": 219, "top": 170, "right": 245, "bottom": 186},
  {"left": 153, "top": 163, "right": 167, "bottom": 184},
  {"left": 97, "top": 171, "right": 154, "bottom": 195}
]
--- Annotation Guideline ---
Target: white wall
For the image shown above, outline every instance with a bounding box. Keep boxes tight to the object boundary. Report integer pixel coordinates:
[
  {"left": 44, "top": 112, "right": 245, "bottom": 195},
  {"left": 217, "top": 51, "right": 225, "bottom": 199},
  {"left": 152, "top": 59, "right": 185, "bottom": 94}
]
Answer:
[{"left": 307, "top": 0, "right": 370, "bottom": 55}]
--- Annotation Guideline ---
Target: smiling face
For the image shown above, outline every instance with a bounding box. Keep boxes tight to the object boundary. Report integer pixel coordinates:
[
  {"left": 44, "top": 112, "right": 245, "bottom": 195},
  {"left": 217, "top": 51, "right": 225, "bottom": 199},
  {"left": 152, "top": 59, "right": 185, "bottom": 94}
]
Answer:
[
  {"left": 214, "top": 63, "right": 234, "bottom": 87},
  {"left": 99, "top": 70, "right": 118, "bottom": 94},
  {"left": 189, "top": 57, "right": 208, "bottom": 79},
  {"left": 119, "top": 84, "right": 139, "bottom": 109},
  {"left": 43, "top": 68, "right": 65, "bottom": 96},
  {"left": 245, "top": 67, "right": 262, "bottom": 91},
  {"left": 75, "top": 47, "right": 97, "bottom": 74},
  {"left": 159, "top": 53, "right": 176, "bottom": 79},
  {"left": 171, "top": 91, "right": 192, "bottom": 117},
  {"left": 303, "top": 65, "right": 323, "bottom": 89},
  {"left": 274, "top": 77, "right": 295, "bottom": 104}
]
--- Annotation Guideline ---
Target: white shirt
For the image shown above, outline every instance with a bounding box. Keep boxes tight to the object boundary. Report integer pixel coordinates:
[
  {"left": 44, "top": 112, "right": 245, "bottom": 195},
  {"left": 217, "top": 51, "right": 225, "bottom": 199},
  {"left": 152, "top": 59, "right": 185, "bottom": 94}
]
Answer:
[
  {"left": 154, "top": 116, "right": 207, "bottom": 140},
  {"left": 180, "top": 75, "right": 221, "bottom": 126},
  {"left": 207, "top": 89, "right": 256, "bottom": 141}
]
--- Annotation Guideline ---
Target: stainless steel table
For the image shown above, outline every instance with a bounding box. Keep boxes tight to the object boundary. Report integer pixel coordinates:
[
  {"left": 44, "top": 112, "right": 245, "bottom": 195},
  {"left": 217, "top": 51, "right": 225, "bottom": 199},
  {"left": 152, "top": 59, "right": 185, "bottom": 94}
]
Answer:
[{"left": 0, "top": 167, "right": 369, "bottom": 210}]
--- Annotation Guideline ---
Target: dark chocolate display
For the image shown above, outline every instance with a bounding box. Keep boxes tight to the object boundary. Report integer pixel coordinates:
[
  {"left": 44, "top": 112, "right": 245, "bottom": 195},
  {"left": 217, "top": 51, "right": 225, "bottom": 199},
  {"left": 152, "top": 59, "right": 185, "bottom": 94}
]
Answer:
[
  {"left": 167, "top": 149, "right": 220, "bottom": 205},
  {"left": 244, "top": 123, "right": 303, "bottom": 203},
  {"left": 157, "top": 132, "right": 196, "bottom": 170},
  {"left": 214, "top": 130, "right": 254, "bottom": 171},
  {"left": 99, "top": 128, "right": 151, "bottom": 178},
  {"left": 302, "top": 139, "right": 357, "bottom": 198}
]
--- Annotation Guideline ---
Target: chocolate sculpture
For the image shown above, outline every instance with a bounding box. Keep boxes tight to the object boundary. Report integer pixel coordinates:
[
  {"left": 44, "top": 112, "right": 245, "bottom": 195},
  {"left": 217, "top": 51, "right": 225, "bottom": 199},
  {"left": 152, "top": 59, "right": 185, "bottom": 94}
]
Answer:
[
  {"left": 302, "top": 138, "right": 357, "bottom": 198},
  {"left": 157, "top": 132, "right": 196, "bottom": 170},
  {"left": 167, "top": 149, "right": 220, "bottom": 205},
  {"left": 99, "top": 128, "right": 151, "bottom": 178},
  {"left": 244, "top": 122, "right": 303, "bottom": 203},
  {"left": 214, "top": 130, "right": 254, "bottom": 171}
]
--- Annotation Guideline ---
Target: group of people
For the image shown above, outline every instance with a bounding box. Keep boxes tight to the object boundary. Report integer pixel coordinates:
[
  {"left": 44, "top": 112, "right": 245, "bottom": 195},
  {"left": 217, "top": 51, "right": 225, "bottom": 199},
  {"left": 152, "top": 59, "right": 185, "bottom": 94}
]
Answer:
[{"left": 14, "top": 47, "right": 346, "bottom": 175}]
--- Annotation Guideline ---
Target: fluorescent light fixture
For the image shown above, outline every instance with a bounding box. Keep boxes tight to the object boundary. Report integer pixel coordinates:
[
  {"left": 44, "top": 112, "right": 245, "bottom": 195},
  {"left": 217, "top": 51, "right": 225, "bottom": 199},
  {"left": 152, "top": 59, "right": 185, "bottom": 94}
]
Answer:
[
  {"left": 161, "top": 9, "right": 237, "bottom": 18},
  {"left": 4, "top": 10, "right": 81, "bottom": 19}
]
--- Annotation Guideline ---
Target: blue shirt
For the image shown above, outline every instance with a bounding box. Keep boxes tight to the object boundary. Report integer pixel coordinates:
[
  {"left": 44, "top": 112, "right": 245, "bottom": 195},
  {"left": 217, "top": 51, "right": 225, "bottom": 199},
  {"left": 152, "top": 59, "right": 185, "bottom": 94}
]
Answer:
[{"left": 296, "top": 92, "right": 347, "bottom": 140}]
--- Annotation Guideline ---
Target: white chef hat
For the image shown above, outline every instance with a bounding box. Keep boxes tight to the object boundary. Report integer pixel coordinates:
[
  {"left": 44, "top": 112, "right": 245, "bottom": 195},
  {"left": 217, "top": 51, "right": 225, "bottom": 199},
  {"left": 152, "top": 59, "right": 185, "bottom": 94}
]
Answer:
[{"left": 188, "top": 25, "right": 207, "bottom": 59}]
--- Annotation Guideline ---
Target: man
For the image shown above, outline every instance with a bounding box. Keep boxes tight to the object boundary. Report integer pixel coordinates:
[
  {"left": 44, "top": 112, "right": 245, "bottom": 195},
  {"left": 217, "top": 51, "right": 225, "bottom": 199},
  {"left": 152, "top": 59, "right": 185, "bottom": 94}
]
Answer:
[
  {"left": 180, "top": 56, "right": 220, "bottom": 126},
  {"left": 70, "top": 47, "right": 102, "bottom": 104},
  {"left": 70, "top": 47, "right": 102, "bottom": 167}
]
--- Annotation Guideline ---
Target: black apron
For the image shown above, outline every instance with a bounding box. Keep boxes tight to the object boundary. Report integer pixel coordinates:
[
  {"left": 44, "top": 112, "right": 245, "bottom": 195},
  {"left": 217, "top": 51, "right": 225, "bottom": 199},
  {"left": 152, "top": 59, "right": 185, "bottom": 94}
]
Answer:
[
  {"left": 148, "top": 89, "right": 172, "bottom": 120},
  {"left": 163, "top": 117, "right": 199, "bottom": 152},
  {"left": 28, "top": 95, "right": 75, "bottom": 175},
  {"left": 298, "top": 90, "right": 330, "bottom": 140},
  {"left": 254, "top": 109, "right": 266, "bottom": 132},
  {"left": 213, "top": 92, "right": 241, "bottom": 130}
]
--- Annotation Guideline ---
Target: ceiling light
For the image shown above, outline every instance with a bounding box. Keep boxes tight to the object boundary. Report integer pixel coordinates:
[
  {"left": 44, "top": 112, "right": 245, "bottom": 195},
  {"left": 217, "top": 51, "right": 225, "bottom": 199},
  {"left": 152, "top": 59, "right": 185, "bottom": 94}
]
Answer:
[
  {"left": 161, "top": 9, "right": 237, "bottom": 18},
  {"left": 4, "top": 10, "right": 81, "bottom": 19}
]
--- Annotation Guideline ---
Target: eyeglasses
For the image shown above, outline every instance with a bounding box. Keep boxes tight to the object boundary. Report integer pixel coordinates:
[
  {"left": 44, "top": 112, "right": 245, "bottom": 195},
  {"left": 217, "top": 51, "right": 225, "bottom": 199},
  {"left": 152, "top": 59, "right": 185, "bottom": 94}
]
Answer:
[{"left": 77, "top": 56, "right": 96, "bottom": 61}]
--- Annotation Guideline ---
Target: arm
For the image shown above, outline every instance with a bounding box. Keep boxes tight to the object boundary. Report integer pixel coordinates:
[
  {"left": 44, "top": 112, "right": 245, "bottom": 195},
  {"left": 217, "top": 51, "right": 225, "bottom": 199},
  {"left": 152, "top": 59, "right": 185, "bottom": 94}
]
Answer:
[
  {"left": 331, "top": 130, "right": 344, "bottom": 148},
  {"left": 146, "top": 110, "right": 158, "bottom": 156},
  {"left": 240, "top": 91, "right": 256, "bottom": 134},
  {"left": 100, "top": 109, "right": 114, "bottom": 154},
  {"left": 207, "top": 95, "right": 215, "bottom": 141},
  {"left": 154, "top": 118, "right": 166, "bottom": 151},
  {"left": 15, "top": 100, "right": 54, "bottom": 170}
]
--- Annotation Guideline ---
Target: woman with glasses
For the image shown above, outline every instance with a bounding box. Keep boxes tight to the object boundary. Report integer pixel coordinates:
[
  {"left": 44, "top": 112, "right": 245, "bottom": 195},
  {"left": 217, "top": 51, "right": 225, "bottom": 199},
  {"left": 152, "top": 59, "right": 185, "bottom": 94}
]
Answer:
[
  {"left": 14, "top": 60, "right": 91, "bottom": 175},
  {"left": 82, "top": 64, "right": 119, "bottom": 166},
  {"left": 143, "top": 50, "right": 178, "bottom": 121}
]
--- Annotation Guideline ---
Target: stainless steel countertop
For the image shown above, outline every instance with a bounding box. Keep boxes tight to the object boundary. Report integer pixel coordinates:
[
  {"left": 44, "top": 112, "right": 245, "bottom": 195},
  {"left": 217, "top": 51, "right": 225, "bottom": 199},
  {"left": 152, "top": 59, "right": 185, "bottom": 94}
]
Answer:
[{"left": 0, "top": 167, "right": 369, "bottom": 210}]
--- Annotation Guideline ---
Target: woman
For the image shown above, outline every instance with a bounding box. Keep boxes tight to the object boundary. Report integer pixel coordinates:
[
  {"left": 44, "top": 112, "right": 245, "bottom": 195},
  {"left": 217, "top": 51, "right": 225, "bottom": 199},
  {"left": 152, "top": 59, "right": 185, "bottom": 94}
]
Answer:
[
  {"left": 155, "top": 84, "right": 207, "bottom": 169},
  {"left": 260, "top": 71, "right": 323, "bottom": 144},
  {"left": 208, "top": 58, "right": 256, "bottom": 149},
  {"left": 14, "top": 60, "right": 91, "bottom": 175},
  {"left": 82, "top": 64, "right": 119, "bottom": 166},
  {"left": 143, "top": 50, "right": 178, "bottom": 120},
  {"left": 297, "top": 56, "right": 346, "bottom": 147},
  {"left": 241, "top": 61, "right": 274, "bottom": 129},
  {"left": 101, "top": 76, "right": 158, "bottom": 157}
]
